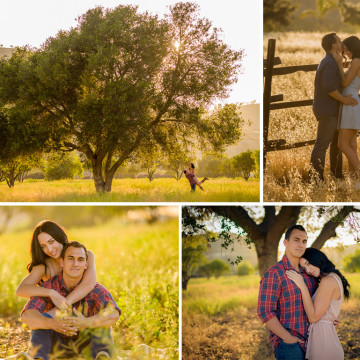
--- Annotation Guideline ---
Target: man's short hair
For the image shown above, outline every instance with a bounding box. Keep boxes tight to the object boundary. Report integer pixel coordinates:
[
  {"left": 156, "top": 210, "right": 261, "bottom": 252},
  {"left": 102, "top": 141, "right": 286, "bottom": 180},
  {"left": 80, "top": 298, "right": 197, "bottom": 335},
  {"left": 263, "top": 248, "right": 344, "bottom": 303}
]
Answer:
[
  {"left": 284, "top": 225, "right": 307, "bottom": 240},
  {"left": 322, "top": 32, "right": 337, "bottom": 52},
  {"left": 61, "top": 241, "right": 88, "bottom": 261}
]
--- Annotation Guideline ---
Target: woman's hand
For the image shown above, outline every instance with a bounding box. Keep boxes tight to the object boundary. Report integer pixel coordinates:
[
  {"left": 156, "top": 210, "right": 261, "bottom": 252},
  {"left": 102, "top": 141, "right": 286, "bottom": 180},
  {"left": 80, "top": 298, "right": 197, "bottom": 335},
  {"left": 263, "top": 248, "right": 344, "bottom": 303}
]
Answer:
[
  {"left": 333, "top": 52, "right": 344, "bottom": 66},
  {"left": 49, "top": 290, "right": 71, "bottom": 311},
  {"left": 286, "top": 270, "right": 307, "bottom": 291}
]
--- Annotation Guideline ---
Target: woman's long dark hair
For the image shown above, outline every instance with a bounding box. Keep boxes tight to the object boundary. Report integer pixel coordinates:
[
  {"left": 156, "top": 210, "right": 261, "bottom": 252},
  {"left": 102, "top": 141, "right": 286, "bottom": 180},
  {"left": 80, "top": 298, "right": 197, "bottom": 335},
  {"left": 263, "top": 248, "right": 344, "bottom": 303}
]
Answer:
[
  {"left": 343, "top": 36, "right": 360, "bottom": 60},
  {"left": 302, "top": 248, "right": 350, "bottom": 299},
  {"left": 27, "top": 220, "right": 68, "bottom": 274}
]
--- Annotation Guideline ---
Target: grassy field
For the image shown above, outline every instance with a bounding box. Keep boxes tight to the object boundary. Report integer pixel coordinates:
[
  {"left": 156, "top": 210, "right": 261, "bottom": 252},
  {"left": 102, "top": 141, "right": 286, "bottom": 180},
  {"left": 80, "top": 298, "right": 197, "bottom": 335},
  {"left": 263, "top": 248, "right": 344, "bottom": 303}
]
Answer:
[
  {"left": 183, "top": 274, "right": 360, "bottom": 360},
  {"left": 263, "top": 31, "right": 360, "bottom": 202},
  {"left": 0, "top": 216, "right": 179, "bottom": 359},
  {"left": 0, "top": 178, "right": 259, "bottom": 202}
]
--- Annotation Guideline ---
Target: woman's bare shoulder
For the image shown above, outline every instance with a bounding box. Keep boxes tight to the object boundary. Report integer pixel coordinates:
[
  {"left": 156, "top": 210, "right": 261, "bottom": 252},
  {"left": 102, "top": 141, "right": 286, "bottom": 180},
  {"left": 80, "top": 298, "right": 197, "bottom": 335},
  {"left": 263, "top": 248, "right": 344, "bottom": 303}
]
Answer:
[
  {"left": 319, "top": 274, "right": 338, "bottom": 288},
  {"left": 352, "top": 58, "right": 360, "bottom": 69}
]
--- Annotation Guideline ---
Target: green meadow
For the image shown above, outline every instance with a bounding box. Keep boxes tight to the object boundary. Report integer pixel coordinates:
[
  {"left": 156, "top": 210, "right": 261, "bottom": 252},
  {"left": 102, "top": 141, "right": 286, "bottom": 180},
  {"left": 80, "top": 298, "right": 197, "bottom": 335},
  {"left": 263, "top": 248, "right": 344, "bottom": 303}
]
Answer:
[
  {"left": 0, "top": 178, "right": 259, "bottom": 202},
  {"left": 0, "top": 216, "right": 179, "bottom": 359}
]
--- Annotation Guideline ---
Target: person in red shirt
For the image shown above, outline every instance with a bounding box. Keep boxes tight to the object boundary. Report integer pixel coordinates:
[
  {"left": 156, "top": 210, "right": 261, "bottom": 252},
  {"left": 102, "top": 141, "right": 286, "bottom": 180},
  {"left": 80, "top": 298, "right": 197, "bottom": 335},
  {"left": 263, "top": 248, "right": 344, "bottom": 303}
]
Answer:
[
  {"left": 184, "top": 163, "right": 209, "bottom": 192},
  {"left": 257, "top": 225, "right": 317, "bottom": 360},
  {"left": 19, "top": 241, "right": 120, "bottom": 360}
]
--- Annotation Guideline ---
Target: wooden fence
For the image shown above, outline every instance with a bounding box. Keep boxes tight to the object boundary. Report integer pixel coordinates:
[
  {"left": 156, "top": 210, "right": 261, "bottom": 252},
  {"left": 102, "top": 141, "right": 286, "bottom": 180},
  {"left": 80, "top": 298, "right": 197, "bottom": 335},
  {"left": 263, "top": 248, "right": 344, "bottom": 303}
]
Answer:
[{"left": 263, "top": 38, "right": 319, "bottom": 168}]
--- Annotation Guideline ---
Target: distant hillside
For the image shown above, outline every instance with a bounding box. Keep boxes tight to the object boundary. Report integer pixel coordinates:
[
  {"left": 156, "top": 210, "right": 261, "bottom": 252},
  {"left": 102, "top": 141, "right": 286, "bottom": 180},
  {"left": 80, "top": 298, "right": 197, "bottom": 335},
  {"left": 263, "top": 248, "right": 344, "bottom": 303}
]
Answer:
[
  {"left": 0, "top": 48, "right": 14, "bottom": 58},
  {"left": 226, "top": 102, "right": 260, "bottom": 156}
]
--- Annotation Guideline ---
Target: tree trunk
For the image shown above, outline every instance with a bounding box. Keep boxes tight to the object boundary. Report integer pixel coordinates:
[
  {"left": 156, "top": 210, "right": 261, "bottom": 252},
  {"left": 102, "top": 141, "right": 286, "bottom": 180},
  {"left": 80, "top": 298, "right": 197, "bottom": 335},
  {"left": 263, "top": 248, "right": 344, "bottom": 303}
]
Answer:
[
  {"left": 182, "top": 272, "right": 190, "bottom": 291},
  {"left": 92, "top": 162, "right": 106, "bottom": 193},
  {"left": 254, "top": 235, "right": 280, "bottom": 277},
  {"left": 6, "top": 169, "right": 16, "bottom": 188}
]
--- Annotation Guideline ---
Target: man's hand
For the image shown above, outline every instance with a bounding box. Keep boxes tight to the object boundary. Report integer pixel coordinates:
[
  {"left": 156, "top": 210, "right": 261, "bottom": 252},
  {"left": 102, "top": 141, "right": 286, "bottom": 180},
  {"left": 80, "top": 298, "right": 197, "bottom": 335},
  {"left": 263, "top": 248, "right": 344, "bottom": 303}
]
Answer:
[
  {"left": 342, "top": 94, "right": 358, "bottom": 106},
  {"left": 67, "top": 308, "right": 90, "bottom": 330},
  {"left": 48, "top": 317, "right": 78, "bottom": 337},
  {"left": 49, "top": 289, "right": 71, "bottom": 311},
  {"left": 283, "top": 334, "right": 304, "bottom": 344}
]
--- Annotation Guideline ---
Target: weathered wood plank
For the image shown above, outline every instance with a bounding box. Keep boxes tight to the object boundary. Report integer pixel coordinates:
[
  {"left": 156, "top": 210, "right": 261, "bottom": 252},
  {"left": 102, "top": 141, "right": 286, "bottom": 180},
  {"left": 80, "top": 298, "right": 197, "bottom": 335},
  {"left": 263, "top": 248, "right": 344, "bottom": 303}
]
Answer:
[
  {"left": 263, "top": 57, "right": 281, "bottom": 68},
  {"left": 266, "top": 139, "right": 316, "bottom": 152},
  {"left": 272, "top": 64, "right": 318, "bottom": 76},
  {"left": 270, "top": 99, "right": 313, "bottom": 110},
  {"left": 270, "top": 94, "right": 283, "bottom": 103}
]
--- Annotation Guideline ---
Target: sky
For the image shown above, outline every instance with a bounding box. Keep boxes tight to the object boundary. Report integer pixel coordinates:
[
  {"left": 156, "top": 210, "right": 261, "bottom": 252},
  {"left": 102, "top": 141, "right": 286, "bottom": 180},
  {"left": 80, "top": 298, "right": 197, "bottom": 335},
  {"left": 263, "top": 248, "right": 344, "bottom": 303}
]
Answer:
[{"left": 0, "top": 0, "right": 261, "bottom": 104}]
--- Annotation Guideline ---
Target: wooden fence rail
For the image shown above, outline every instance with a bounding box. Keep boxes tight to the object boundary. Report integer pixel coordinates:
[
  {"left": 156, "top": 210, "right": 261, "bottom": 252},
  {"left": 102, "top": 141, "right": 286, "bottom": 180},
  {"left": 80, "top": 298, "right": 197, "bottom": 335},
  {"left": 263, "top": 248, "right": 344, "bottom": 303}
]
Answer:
[{"left": 263, "top": 38, "right": 319, "bottom": 168}]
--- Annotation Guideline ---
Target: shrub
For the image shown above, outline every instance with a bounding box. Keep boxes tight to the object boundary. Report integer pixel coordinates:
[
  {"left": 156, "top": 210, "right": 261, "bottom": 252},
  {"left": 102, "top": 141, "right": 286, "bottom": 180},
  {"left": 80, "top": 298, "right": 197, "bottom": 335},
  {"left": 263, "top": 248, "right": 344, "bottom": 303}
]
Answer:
[
  {"left": 198, "top": 259, "right": 232, "bottom": 278},
  {"left": 45, "top": 152, "right": 83, "bottom": 181},
  {"left": 236, "top": 261, "right": 255, "bottom": 276},
  {"left": 343, "top": 250, "right": 360, "bottom": 273}
]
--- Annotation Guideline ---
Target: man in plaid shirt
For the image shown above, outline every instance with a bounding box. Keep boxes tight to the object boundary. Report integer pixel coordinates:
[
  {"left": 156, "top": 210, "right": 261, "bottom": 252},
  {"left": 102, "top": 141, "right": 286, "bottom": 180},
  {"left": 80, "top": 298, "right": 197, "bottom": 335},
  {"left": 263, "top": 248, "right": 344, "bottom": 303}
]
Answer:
[
  {"left": 19, "top": 241, "right": 121, "bottom": 360},
  {"left": 257, "top": 225, "right": 317, "bottom": 360}
]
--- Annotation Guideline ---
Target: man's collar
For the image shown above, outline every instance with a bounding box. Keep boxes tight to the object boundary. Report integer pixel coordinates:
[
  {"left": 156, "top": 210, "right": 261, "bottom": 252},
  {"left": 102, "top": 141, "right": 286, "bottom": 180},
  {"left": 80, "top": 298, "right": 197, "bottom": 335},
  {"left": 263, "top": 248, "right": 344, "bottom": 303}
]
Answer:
[
  {"left": 281, "top": 254, "right": 304, "bottom": 273},
  {"left": 58, "top": 271, "right": 82, "bottom": 292}
]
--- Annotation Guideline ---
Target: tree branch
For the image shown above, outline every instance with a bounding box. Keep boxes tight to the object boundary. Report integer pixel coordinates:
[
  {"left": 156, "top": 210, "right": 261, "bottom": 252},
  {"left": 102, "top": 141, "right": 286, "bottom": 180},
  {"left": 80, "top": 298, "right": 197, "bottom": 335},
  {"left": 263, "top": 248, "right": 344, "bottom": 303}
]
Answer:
[{"left": 312, "top": 206, "right": 357, "bottom": 249}]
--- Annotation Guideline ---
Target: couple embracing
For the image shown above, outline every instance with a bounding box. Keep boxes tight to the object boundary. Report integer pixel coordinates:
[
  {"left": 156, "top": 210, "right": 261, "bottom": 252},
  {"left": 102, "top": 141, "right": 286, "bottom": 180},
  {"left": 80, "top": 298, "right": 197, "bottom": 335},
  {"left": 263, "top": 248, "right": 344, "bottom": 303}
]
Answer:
[
  {"left": 311, "top": 32, "right": 360, "bottom": 184},
  {"left": 257, "top": 225, "right": 350, "bottom": 360},
  {"left": 15, "top": 220, "right": 120, "bottom": 360}
]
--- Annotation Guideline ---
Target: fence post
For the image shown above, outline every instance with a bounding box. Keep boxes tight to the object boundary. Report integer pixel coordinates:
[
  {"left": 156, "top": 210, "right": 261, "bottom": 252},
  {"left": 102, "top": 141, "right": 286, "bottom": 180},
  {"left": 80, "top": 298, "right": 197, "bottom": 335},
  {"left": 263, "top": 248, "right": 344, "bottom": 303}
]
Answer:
[{"left": 263, "top": 38, "right": 276, "bottom": 169}]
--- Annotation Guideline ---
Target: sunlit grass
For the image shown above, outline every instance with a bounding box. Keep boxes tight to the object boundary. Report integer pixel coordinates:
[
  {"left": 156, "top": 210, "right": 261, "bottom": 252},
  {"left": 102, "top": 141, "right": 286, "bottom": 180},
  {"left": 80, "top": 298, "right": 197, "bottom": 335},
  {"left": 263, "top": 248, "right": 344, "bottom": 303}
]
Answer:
[
  {"left": 0, "top": 218, "right": 179, "bottom": 358},
  {"left": 0, "top": 178, "right": 259, "bottom": 202},
  {"left": 183, "top": 273, "right": 360, "bottom": 316},
  {"left": 183, "top": 275, "right": 260, "bottom": 316},
  {"left": 263, "top": 32, "right": 358, "bottom": 202}
]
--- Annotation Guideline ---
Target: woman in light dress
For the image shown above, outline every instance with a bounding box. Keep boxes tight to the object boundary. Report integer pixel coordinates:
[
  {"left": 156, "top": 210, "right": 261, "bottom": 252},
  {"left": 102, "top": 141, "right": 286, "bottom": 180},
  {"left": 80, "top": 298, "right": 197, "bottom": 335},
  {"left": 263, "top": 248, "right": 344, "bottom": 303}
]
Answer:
[
  {"left": 16, "top": 220, "right": 96, "bottom": 317},
  {"left": 335, "top": 36, "right": 360, "bottom": 180},
  {"left": 286, "top": 248, "right": 350, "bottom": 360}
]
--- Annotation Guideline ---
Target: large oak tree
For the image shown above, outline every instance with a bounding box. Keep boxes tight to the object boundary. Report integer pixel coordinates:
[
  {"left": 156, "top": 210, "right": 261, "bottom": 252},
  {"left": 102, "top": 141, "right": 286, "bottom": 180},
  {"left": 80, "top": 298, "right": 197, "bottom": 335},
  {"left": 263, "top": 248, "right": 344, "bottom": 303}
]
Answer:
[
  {"left": 0, "top": 3, "right": 244, "bottom": 193},
  {"left": 182, "top": 206, "right": 360, "bottom": 289}
]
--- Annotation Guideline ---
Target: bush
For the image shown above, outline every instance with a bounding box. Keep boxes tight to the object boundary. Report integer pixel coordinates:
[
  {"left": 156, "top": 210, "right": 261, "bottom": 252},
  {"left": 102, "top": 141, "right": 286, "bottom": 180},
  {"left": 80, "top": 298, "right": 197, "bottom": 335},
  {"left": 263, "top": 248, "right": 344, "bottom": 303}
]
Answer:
[
  {"left": 198, "top": 259, "right": 232, "bottom": 278},
  {"left": 236, "top": 261, "right": 255, "bottom": 276},
  {"left": 45, "top": 152, "right": 83, "bottom": 181},
  {"left": 343, "top": 250, "right": 360, "bottom": 273}
]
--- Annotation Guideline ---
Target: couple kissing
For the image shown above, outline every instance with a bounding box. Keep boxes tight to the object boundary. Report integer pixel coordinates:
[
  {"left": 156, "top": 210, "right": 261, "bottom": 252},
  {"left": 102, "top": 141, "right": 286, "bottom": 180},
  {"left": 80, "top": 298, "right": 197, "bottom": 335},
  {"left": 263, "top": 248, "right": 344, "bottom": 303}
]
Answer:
[{"left": 311, "top": 32, "right": 360, "bottom": 186}]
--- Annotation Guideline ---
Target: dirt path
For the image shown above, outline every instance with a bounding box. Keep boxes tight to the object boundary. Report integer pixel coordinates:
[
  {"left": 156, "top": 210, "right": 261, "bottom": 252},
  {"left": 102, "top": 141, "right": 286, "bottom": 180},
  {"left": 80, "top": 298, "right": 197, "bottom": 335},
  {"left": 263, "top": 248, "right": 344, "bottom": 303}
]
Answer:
[
  {"left": 0, "top": 316, "right": 28, "bottom": 358},
  {"left": 183, "top": 305, "right": 360, "bottom": 360}
]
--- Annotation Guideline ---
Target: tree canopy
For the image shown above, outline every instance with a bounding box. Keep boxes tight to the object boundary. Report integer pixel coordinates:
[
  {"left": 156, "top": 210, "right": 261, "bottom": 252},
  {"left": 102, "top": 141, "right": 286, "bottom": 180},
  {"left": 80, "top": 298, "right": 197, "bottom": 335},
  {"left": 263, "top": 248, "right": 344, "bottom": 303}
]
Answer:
[
  {"left": 0, "top": 3, "right": 244, "bottom": 193},
  {"left": 183, "top": 206, "right": 360, "bottom": 280}
]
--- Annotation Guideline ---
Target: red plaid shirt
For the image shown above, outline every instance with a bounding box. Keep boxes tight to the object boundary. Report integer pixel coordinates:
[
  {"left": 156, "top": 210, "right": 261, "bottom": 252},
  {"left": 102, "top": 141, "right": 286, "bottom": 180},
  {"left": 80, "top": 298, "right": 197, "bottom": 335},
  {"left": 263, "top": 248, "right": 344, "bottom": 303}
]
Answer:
[
  {"left": 257, "top": 255, "right": 317, "bottom": 352},
  {"left": 22, "top": 272, "right": 120, "bottom": 337},
  {"left": 185, "top": 173, "right": 196, "bottom": 186}
]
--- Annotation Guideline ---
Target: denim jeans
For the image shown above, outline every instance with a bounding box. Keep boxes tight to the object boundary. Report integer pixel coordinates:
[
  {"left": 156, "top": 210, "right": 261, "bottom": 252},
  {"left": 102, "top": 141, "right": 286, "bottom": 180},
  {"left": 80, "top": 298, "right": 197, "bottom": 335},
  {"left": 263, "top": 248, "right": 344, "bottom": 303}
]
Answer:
[
  {"left": 29, "top": 313, "right": 113, "bottom": 360},
  {"left": 274, "top": 340, "right": 305, "bottom": 360},
  {"left": 310, "top": 116, "right": 342, "bottom": 180},
  {"left": 191, "top": 183, "right": 196, "bottom": 192}
]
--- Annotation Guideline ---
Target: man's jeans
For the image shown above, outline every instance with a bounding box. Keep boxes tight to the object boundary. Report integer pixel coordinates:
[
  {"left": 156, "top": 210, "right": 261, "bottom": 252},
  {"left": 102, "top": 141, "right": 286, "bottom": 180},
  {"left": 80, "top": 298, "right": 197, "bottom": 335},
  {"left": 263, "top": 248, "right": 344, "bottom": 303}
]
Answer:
[
  {"left": 191, "top": 183, "right": 196, "bottom": 192},
  {"left": 274, "top": 340, "right": 305, "bottom": 360},
  {"left": 29, "top": 314, "right": 114, "bottom": 360},
  {"left": 310, "top": 116, "right": 342, "bottom": 180}
]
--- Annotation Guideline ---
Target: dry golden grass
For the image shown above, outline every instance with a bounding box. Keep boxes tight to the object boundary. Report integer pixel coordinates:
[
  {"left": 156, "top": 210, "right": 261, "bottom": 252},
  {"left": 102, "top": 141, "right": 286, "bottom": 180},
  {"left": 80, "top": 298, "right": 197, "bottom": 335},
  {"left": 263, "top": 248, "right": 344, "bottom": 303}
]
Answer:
[
  {"left": 263, "top": 32, "right": 360, "bottom": 202},
  {"left": 182, "top": 274, "right": 360, "bottom": 360}
]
